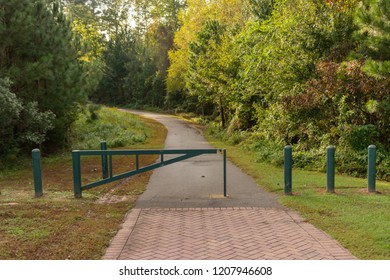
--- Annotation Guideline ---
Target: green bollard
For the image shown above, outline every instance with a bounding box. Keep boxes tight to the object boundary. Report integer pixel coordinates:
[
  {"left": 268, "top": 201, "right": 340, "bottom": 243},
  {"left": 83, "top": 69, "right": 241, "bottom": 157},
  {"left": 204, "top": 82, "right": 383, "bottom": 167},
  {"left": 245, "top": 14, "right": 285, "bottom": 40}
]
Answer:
[
  {"left": 72, "top": 150, "right": 82, "bottom": 198},
  {"left": 326, "top": 146, "right": 335, "bottom": 193},
  {"left": 101, "top": 141, "right": 108, "bottom": 179},
  {"left": 284, "top": 145, "right": 292, "bottom": 195},
  {"left": 223, "top": 149, "right": 227, "bottom": 197},
  {"left": 32, "top": 149, "right": 43, "bottom": 198},
  {"left": 368, "top": 145, "right": 376, "bottom": 193}
]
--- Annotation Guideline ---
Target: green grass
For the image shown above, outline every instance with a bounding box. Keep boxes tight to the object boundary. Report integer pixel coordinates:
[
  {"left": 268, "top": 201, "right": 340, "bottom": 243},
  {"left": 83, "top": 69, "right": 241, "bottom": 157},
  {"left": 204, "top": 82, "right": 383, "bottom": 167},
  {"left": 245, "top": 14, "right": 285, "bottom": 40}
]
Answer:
[
  {"left": 205, "top": 132, "right": 390, "bottom": 260},
  {"left": 70, "top": 106, "right": 151, "bottom": 149},
  {"left": 0, "top": 107, "right": 167, "bottom": 259}
]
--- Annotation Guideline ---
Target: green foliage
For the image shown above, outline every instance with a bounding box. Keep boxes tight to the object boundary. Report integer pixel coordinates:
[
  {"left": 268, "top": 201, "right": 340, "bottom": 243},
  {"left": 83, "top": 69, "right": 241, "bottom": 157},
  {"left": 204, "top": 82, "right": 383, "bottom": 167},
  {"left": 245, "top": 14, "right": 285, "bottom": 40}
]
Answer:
[
  {"left": 246, "top": 0, "right": 275, "bottom": 21},
  {"left": 4, "top": 0, "right": 389, "bottom": 180},
  {"left": 186, "top": 19, "right": 230, "bottom": 126},
  {"left": 94, "top": 28, "right": 137, "bottom": 104},
  {"left": 84, "top": 0, "right": 182, "bottom": 109},
  {"left": 0, "top": 78, "right": 21, "bottom": 130},
  {"left": 0, "top": 76, "right": 56, "bottom": 155},
  {"left": 354, "top": 0, "right": 390, "bottom": 78},
  {"left": 167, "top": 0, "right": 247, "bottom": 112},
  {"left": 71, "top": 106, "right": 150, "bottom": 149},
  {"left": 348, "top": 124, "right": 379, "bottom": 151},
  {"left": 176, "top": 0, "right": 390, "bottom": 179},
  {"left": 0, "top": 78, "right": 22, "bottom": 156},
  {"left": 0, "top": 0, "right": 89, "bottom": 155},
  {"left": 18, "top": 102, "right": 56, "bottom": 148}
]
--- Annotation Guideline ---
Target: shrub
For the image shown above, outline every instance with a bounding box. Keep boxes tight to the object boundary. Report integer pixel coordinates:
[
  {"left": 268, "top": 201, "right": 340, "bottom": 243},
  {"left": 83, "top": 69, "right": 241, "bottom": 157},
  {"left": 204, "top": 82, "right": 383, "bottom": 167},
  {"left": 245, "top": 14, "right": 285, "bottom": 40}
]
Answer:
[{"left": 71, "top": 107, "right": 150, "bottom": 150}]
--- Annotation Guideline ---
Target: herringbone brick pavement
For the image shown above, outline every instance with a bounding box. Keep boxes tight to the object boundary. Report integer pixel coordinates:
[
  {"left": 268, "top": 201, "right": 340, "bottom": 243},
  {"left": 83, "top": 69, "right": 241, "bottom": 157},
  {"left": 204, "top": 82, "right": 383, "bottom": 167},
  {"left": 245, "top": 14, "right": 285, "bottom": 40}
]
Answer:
[{"left": 103, "top": 207, "right": 356, "bottom": 260}]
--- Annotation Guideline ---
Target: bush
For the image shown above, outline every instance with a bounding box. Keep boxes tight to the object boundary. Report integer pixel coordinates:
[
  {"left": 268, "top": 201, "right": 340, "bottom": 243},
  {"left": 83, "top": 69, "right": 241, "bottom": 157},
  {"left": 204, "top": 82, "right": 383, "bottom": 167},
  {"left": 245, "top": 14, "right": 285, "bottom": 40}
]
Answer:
[
  {"left": 208, "top": 120, "right": 390, "bottom": 181},
  {"left": 18, "top": 102, "right": 55, "bottom": 148},
  {"left": 70, "top": 107, "right": 150, "bottom": 150},
  {"left": 0, "top": 78, "right": 22, "bottom": 155},
  {"left": 346, "top": 124, "right": 379, "bottom": 151},
  {"left": 0, "top": 78, "right": 55, "bottom": 156}
]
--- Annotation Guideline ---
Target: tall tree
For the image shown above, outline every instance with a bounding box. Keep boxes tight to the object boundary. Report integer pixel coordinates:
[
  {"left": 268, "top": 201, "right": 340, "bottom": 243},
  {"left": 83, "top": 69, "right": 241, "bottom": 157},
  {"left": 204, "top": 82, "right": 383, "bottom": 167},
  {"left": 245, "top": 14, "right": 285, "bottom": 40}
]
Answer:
[
  {"left": 95, "top": 27, "right": 139, "bottom": 105},
  {"left": 0, "top": 0, "right": 88, "bottom": 151},
  {"left": 355, "top": 0, "right": 390, "bottom": 78},
  {"left": 167, "top": 0, "right": 247, "bottom": 109},
  {"left": 186, "top": 19, "right": 238, "bottom": 127}
]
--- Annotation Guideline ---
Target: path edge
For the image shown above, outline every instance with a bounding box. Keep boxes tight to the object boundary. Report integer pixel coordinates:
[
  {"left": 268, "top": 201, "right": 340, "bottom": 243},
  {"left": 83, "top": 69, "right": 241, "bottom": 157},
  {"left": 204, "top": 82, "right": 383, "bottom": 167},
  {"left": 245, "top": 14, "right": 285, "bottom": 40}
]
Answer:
[{"left": 103, "top": 208, "right": 142, "bottom": 260}]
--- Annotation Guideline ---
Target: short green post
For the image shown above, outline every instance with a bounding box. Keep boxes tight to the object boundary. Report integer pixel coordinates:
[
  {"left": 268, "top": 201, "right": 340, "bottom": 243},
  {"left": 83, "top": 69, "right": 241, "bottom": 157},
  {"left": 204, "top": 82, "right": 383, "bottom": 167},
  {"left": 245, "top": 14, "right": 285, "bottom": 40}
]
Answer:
[
  {"left": 72, "top": 150, "right": 82, "bottom": 198},
  {"left": 32, "top": 149, "right": 43, "bottom": 198},
  {"left": 223, "top": 149, "right": 227, "bottom": 197},
  {"left": 368, "top": 145, "right": 376, "bottom": 193},
  {"left": 101, "top": 141, "right": 108, "bottom": 179},
  {"left": 284, "top": 145, "right": 292, "bottom": 195},
  {"left": 326, "top": 145, "right": 335, "bottom": 193}
]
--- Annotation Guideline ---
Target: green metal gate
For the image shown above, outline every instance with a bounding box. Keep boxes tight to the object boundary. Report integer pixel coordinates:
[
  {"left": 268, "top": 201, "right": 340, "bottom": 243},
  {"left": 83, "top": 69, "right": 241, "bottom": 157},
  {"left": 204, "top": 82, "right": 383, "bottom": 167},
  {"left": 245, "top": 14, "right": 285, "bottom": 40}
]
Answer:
[{"left": 72, "top": 146, "right": 227, "bottom": 198}]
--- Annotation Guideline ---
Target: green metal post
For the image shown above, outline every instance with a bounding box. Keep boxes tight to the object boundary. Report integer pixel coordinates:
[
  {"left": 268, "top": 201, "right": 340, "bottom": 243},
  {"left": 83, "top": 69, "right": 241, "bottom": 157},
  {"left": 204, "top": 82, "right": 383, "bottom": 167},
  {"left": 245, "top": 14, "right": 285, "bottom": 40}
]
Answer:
[
  {"left": 101, "top": 141, "right": 108, "bottom": 179},
  {"left": 109, "top": 155, "right": 113, "bottom": 178},
  {"left": 368, "top": 145, "right": 376, "bottom": 193},
  {"left": 32, "top": 149, "right": 43, "bottom": 198},
  {"left": 284, "top": 145, "right": 292, "bottom": 195},
  {"left": 72, "top": 150, "right": 82, "bottom": 198},
  {"left": 326, "top": 145, "right": 335, "bottom": 193},
  {"left": 223, "top": 149, "right": 227, "bottom": 197}
]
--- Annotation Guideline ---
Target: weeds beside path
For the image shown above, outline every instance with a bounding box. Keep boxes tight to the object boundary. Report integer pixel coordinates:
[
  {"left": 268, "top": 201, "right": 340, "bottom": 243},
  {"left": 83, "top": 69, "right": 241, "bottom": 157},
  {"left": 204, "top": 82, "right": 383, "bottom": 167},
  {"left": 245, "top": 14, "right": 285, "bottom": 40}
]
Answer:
[{"left": 0, "top": 108, "right": 166, "bottom": 259}]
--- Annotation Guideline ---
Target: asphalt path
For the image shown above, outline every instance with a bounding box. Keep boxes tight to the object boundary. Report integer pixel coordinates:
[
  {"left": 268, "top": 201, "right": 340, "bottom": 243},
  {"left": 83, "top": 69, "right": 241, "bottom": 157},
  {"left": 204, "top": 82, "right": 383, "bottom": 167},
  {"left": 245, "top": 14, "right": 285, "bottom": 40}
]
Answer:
[{"left": 127, "top": 110, "right": 284, "bottom": 209}]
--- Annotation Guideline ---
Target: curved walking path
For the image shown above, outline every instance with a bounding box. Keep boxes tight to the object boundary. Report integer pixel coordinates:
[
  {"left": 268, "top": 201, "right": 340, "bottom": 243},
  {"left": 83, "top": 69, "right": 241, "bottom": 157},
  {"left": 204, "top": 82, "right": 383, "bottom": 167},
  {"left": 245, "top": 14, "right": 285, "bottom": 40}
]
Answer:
[{"left": 103, "top": 111, "right": 356, "bottom": 260}]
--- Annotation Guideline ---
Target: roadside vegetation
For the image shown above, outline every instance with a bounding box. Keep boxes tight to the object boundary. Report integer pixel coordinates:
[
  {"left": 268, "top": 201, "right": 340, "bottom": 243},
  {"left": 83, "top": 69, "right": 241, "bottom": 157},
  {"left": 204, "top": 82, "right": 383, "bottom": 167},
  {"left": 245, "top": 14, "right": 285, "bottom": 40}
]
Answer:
[
  {"left": 0, "top": 107, "right": 166, "bottom": 259},
  {"left": 166, "top": 0, "right": 390, "bottom": 181},
  {"left": 2, "top": 1, "right": 389, "bottom": 180}
]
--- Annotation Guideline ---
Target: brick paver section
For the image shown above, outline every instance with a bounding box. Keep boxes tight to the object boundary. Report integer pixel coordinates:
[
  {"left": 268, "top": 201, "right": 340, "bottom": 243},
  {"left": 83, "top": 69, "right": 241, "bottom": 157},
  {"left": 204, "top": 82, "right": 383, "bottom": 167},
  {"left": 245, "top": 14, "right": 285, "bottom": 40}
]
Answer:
[{"left": 103, "top": 207, "right": 356, "bottom": 260}]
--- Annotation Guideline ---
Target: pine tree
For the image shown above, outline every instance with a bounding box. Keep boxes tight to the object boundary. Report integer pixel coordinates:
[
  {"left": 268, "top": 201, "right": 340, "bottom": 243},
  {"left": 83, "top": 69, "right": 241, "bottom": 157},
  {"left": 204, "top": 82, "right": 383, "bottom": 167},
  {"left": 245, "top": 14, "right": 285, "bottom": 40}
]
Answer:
[
  {"left": 0, "top": 0, "right": 88, "bottom": 151},
  {"left": 355, "top": 0, "right": 390, "bottom": 78}
]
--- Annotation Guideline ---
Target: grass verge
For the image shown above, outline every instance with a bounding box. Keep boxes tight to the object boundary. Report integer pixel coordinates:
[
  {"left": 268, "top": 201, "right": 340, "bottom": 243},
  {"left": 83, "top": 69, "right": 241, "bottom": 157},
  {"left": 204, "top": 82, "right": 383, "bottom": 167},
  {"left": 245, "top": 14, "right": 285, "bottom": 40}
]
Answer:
[
  {"left": 205, "top": 131, "right": 390, "bottom": 260},
  {"left": 0, "top": 107, "right": 167, "bottom": 259}
]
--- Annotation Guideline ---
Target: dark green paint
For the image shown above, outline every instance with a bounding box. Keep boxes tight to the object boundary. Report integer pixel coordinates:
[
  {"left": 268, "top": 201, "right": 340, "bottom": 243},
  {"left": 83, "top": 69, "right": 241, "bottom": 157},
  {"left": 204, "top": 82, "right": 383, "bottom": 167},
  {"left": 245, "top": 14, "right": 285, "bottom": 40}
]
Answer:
[
  {"left": 368, "top": 145, "right": 376, "bottom": 193},
  {"left": 72, "top": 148, "right": 226, "bottom": 198},
  {"left": 284, "top": 145, "right": 292, "bottom": 195},
  {"left": 327, "top": 146, "right": 335, "bottom": 193},
  {"left": 32, "top": 149, "right": 43, "bottom": 198},
  {"left": 101, "top": 141, "right": 108, "bottom": 179}
]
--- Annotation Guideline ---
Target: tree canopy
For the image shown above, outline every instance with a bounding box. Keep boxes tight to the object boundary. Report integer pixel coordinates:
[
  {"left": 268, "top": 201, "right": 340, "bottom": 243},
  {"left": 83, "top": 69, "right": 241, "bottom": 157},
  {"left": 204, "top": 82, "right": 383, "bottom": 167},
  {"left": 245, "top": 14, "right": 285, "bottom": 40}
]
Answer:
[{"left": 0, "top": 0, "right": 88, "bottom": 158}]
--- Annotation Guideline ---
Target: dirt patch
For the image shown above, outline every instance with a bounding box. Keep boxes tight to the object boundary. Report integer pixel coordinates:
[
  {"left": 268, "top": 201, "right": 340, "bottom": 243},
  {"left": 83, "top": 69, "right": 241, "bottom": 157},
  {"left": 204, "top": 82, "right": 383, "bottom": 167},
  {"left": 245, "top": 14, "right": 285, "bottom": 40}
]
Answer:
[
  {"left": 96, "top": 194, "right": 131, "bottom": 204},
  {"left": 0, "top": 203, "right": 19, "bottom": 206},
  {"left": 357, "top": 188, "right": 382, "bottom": 195}
]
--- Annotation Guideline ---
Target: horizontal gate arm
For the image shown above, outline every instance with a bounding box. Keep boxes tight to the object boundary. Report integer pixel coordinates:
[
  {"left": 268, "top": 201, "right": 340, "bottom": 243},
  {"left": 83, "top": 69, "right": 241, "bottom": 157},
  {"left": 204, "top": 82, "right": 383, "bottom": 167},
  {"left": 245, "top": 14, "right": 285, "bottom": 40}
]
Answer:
[
  {"left": 81, "top": 151, "right": 213, "bottom": 191},
  {"left": 81, "top": 177, "right": 115, "bottom": 191},
  {"left": 161, "top": 149, "right": 218, "bottom": 155},
  {"left": 76, "top": 149, "right": 218, "bottom": 157},
  {"left": 158, "top": 151, "right": 204, "bottom": 166}
]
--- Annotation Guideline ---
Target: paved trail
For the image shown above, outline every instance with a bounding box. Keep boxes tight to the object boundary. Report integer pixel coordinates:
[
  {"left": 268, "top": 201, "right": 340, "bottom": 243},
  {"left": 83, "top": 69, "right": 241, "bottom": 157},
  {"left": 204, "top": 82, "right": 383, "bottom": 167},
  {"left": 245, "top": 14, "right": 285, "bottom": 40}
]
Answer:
[
  {"left": 103, "top": 111, "right": 356, "bottom": 260},
  {"left": 133, "top": 111, "right": 282, "bottom": 209}
]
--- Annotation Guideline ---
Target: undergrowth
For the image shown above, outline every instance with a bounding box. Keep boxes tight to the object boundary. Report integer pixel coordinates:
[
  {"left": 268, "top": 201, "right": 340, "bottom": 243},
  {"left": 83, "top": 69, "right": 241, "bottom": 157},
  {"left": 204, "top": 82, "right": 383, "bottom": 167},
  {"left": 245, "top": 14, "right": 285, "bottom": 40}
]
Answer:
[
  {"left": 206, "top": 121, "right": 390, "bottom": 181},
  {"left": 71, "top": 105, "right": 150, "bottom": 149}
]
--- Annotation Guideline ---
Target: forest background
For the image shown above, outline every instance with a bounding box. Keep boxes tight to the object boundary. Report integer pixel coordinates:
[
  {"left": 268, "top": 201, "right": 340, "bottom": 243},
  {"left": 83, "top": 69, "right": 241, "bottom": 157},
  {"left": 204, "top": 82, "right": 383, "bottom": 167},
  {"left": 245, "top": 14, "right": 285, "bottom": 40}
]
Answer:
[{"left": 1, "top": 0, "right": 389, "bottom": 179}]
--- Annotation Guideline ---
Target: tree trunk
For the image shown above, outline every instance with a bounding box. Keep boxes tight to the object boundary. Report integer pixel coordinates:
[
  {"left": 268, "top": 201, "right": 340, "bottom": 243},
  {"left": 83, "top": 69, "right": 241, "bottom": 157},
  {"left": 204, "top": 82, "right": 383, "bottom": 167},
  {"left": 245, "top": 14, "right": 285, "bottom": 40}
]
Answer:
[{"left": 219, "top": 96, "right": 226, "bottom": 128}]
